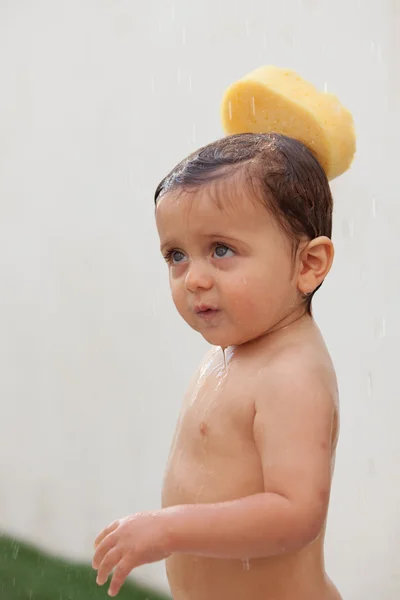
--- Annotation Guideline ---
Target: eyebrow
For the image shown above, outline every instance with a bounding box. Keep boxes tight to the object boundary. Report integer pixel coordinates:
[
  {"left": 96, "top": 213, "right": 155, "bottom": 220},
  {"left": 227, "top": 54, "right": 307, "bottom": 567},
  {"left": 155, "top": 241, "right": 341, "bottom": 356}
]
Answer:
[{"left": 160, "top": 233, "right": 248, "bottom": 253}]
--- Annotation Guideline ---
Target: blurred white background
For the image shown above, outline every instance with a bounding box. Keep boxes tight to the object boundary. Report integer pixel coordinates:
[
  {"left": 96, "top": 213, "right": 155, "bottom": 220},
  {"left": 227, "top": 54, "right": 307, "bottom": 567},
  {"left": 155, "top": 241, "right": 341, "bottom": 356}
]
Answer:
[{"left": 0, "top": 0, "right": 399, "bottom": 597}]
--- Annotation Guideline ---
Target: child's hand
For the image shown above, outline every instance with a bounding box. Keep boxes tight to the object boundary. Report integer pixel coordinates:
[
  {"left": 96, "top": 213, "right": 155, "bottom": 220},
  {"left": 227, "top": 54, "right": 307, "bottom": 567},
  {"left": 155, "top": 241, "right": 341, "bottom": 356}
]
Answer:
[{"left": 92, "top": 511, "right": 172, "bottom": 596}]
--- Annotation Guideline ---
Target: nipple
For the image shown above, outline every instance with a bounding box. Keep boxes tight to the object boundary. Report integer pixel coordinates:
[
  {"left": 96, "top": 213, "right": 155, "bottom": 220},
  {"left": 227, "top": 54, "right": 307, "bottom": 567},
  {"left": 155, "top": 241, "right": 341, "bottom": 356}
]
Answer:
[{"left": 199, "top": 422, "right": 208, "bottom": 436}]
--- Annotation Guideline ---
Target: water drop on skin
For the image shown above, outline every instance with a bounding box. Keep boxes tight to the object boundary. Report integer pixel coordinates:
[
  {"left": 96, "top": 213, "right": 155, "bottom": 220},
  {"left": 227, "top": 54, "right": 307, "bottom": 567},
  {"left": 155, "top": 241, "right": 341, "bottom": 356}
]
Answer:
[{"left": 242, "top": 558, "right": 250, "bottom": 571}]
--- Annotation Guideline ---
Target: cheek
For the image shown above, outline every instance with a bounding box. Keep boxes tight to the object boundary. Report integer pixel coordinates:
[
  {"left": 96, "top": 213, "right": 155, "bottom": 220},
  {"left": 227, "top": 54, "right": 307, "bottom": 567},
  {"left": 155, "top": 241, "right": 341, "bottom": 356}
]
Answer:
[
  {"left": 223, "top": 276, "right": 266, "bottom": 314},
  {"left": 169, "top": 278, "right": 186, "bottom": 313},
  {"left": 224, "top": 269, "right": 287, "bottom": 314}
]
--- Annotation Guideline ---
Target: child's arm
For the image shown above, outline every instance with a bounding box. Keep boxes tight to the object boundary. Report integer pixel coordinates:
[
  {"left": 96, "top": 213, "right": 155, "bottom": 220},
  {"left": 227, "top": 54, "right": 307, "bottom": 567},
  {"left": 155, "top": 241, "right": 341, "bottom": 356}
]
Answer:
[{"left": 93, "top": 362, "right": 335, "bottom": 596}]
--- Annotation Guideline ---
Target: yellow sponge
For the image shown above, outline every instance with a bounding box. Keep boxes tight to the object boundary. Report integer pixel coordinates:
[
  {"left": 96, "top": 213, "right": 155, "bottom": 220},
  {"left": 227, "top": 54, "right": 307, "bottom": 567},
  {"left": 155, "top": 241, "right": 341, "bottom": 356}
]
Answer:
[{"left": 221, "top": 66, "right": 356, "bottom": 180}]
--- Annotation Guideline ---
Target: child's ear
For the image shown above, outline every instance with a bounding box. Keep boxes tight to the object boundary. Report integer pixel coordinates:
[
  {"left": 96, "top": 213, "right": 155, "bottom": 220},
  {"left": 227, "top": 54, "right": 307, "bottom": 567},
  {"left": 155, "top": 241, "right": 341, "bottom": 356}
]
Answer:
[{"left": 297, "top": 236, "right": 334, "bottom": 295}]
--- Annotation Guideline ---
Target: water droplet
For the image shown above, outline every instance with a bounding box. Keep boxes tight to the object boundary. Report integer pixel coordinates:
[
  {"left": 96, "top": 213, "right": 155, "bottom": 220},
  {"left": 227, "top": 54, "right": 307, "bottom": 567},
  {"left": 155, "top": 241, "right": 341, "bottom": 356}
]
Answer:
[
  {"left": 379, "top": 316, "right": 386, "bottom": 339},
  {"left": 242, "top": 558, "right": 251, "bottom": 571},
  {"left": 324, "top": 81, "right": 328, "bottom": 93},
  {"left": 367, "top": 457, "right": 375, "bottom": 476},
  {"left": 374, "top": 316, "right": 386, "bottom": 341},
  {"left": 367, "top": 371, "right": 373, "bottom": 397},
  {"left": 195, "top": 484, "right": 205, "bottom": 501},
  {"left": 342, "top": 219, "right": 354, "bottom": 239},
  {"left": 251, "top": 97, "right": 256, "bottom": 116}
]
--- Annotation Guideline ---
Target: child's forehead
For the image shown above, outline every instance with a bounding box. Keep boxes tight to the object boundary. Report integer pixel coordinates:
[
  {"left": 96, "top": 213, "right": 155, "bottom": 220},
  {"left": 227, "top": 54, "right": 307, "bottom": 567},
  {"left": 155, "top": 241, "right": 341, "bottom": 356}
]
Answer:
[{"left": 156, "top": 177, "right": 264, "bottom": 227}]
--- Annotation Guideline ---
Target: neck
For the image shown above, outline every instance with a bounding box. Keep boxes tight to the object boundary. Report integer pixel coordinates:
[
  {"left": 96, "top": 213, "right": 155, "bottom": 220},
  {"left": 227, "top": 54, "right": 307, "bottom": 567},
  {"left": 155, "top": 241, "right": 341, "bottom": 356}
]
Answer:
[{"left": 223, "top": 303, "right": 312, "bottom": 356}]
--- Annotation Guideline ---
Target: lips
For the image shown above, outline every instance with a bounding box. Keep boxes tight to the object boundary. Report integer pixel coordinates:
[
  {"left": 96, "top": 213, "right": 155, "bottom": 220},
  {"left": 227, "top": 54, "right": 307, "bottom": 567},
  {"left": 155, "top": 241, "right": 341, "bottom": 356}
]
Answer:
[
  {"left": 194, "top": 304, "right": 218, "bottom": 314},
  {"left": 194, "top": 304, "right": 220, "bottom": 320}
]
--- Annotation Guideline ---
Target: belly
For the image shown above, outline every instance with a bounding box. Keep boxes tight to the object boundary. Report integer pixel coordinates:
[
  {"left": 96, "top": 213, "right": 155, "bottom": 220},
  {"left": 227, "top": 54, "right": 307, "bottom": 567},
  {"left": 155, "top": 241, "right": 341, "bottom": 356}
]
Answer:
[
  {"left": 165, "top": 544, "right": 339, "bottom": 600},
  {"left": 162, "top": 450, "right": 335, "bottom": 600},
  {"left": 162, "top": 437, "right": 265, "bottom": 507}
]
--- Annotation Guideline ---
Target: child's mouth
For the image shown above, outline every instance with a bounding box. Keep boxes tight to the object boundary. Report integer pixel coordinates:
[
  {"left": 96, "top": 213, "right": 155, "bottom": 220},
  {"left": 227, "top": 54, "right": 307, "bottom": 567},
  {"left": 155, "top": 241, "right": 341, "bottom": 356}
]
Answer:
[{"left": 195, "top": 307, "right": 220, "bottom": 320}]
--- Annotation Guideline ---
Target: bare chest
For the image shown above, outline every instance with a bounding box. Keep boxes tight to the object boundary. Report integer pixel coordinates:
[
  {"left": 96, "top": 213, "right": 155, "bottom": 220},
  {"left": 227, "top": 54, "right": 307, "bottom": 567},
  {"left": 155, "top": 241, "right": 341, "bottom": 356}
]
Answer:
[{"left": 162, "top": 355, "right": 263, "bottom": 506}]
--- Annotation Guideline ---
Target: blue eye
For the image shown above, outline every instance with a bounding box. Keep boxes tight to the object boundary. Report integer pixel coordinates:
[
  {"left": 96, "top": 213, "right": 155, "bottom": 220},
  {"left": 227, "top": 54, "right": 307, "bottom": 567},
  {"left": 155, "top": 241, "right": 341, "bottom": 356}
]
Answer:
[
  {"left": 213, "top": 244, "right": 234, "bottom": 259},
  {"left": 170, "top": 250, "right": 187, "bottom": 264}
]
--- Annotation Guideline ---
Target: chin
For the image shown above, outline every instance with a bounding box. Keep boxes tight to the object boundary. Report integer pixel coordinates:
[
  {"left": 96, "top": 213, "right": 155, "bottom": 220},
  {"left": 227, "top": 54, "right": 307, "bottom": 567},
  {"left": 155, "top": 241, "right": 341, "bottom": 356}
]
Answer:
[{"left": 199, "top": 329, "right": 247, "bottom": 348}]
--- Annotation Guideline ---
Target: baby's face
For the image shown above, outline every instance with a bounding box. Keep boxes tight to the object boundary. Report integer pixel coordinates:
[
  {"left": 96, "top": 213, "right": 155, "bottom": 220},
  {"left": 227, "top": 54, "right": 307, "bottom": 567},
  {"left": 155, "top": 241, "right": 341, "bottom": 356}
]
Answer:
[{"left": 156, "top": 183, "right": 302, "bottom": 347}]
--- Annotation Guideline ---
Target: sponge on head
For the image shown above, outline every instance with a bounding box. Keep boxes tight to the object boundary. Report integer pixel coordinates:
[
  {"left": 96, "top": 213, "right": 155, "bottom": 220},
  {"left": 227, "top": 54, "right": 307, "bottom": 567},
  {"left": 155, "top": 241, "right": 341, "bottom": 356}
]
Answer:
[{"left": 221, "top": 66, "right": 356, "bottom": 181}]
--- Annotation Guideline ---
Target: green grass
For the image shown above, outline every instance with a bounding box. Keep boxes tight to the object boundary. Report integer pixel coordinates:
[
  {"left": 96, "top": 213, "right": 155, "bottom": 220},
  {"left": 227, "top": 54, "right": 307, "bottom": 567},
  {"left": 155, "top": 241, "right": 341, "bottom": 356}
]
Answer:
[{"left": 0, "top": 534, "right": 171, "bottom": 600}]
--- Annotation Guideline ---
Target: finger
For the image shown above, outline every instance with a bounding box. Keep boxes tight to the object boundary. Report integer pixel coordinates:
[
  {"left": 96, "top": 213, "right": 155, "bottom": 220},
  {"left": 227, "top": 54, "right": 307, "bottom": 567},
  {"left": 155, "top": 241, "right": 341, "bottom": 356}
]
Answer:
[
  {"left": 93, "top": 532, "right": 118, "bottom": 569},
  {"left": 94, "top": 520, "right": 120, "bottom": 549},
  {"left": 96, "top": 547, "right": 122, "bottom": 586},
  {"left": 108, "top": 556, "right": 134, "bottom": 597}
]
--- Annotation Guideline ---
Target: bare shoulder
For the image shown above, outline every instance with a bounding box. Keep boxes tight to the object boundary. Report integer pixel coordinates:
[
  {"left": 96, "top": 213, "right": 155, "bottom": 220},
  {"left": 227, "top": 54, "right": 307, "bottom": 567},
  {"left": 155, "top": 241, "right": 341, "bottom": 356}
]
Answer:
[
  {"left": 253, "top": 338, "right": 339, "bottom": 450},
  {"left": 270, "top": 341, "right": 337, "bottom": 394}
]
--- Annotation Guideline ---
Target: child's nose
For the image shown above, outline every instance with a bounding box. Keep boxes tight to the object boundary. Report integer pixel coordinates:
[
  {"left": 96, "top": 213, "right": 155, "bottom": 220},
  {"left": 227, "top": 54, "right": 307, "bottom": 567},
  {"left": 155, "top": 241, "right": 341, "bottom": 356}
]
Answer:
[{"left": 184, "top": 261, "right": 214, "bottom": 292}]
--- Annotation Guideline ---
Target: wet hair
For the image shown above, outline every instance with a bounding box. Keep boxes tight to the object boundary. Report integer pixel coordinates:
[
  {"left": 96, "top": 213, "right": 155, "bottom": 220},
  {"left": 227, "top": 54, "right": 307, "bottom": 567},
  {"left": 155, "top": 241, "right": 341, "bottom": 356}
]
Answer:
[{"left": 154, "top": 132, "right": 333, "bottom": 315}]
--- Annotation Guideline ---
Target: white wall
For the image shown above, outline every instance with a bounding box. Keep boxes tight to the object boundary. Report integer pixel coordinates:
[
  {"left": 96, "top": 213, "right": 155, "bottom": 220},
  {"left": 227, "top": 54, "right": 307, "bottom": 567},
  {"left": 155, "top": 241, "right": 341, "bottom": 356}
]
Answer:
[{"left": 0, "top": 1, "right": 399, "bottom": 597}]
